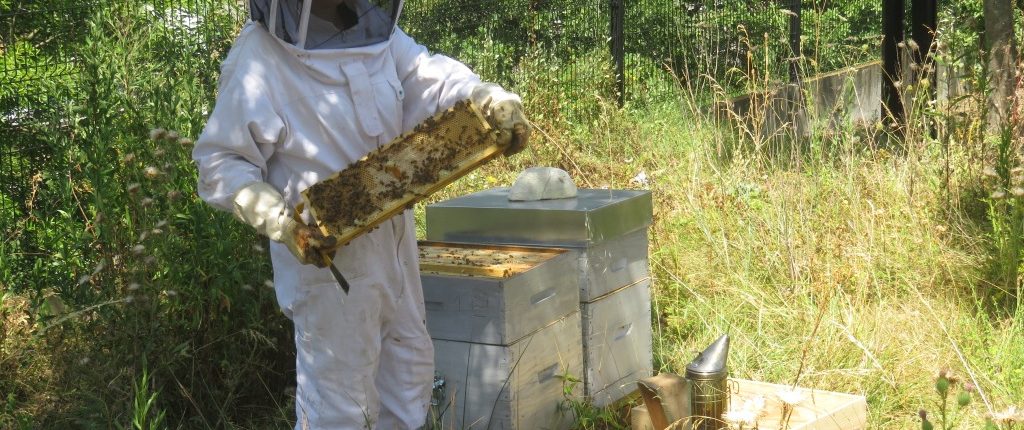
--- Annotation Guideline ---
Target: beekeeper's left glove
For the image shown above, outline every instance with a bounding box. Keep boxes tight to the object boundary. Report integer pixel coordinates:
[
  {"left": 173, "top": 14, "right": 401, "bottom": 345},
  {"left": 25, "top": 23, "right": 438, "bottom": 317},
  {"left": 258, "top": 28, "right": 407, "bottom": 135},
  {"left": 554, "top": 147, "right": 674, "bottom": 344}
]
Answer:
[
  {"left": 471, "top": 83, "right": 530, "bottom": 156},
  {"left": 232, "top": 182, "right": 336, "bottom": 267}
]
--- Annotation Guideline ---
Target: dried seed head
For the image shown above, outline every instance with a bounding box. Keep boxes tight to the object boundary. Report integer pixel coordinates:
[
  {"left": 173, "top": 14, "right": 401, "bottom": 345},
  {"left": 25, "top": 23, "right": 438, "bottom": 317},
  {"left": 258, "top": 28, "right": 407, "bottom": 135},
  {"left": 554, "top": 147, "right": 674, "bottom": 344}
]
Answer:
[
  {"left": 123, "top": 152, "right": 136, "bottom": 163},
  {"left": 149, "top": 128, "right": 167, "bottom": 141},
  {"left": 178, "top": 137, "right": 193, "bottom": 146},
  {"left": 144, "top": 255, "right": 156, "bottom": 265},
  {"left": 77, "top": 274, "right": 91, "bottom": 285},
  {"left": 983, "top": 166, "right": 999, "bottom": 178},
  {"left": 138, "top": 231, "right": 149, "bottom": 242},
  {"left": 241, "top": 284, "right": 254, "bottom": 291},
  {"left": 127, "top": 282, "right": 141, "bottom": 291},
  {"left": 155, "top": 220, "right": 168, "bottom": 228},
  {"left": 251, "top": 243, "right": 265, "bottom": 253},
  {"left": 992, "top": 190, "right": 1007, "bottom": 199},
  {"left": 154, "top": 148, "right": 166, "bottom": 158},
  {"left": 140, "top": 197, "right": 154, "bottom": 207},
  {"left": 165, "top": 130, "right": 180, "bottom": 141},
  {"left": 167, "top": 190, "right": 182, "bottom": 201},
  {"left": 264, "top": 280, "right": 275, "bottom": 289},
  {"left": 128, "top": 183, "right": 141, "bottom": 194},
  {"left": 897, "top": 41, "right": 906, "bottom": 49},
  {"left": 907, "top": 39, "right": 920, "bottom": 52},
  {"left": 124, "top": 295, "right": 135, "bottom": 304},
  {"left": 165, "top": 289, "right": 178, "bottom": 297},
  {"left": 132, "top": 244, "right": 146, "bottom": 254},
  {"left": 1012, "top": 187, "right": 1024, "bottom": 197},
  {"left": 151, "top": 228, "right": 163, "bottom": 235},
  {"left": 144, "top": 166, "right": 161, "bottom": 179}
]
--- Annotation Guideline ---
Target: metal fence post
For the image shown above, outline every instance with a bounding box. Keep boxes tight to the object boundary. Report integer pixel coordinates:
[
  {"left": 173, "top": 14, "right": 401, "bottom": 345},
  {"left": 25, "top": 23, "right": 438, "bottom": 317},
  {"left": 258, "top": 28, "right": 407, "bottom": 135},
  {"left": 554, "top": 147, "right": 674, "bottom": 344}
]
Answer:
[
  {"left": 881, "top": 0, "right": 905, "bottom": 133},
  {"left": 910, "top": 0, "right": 937, "bottom": 105},
  {"left": 610, "top": 0, "right": 625, "bottom": 107},
  {"left": 788, "top": 0, "right": 802, "bottom": 82}
]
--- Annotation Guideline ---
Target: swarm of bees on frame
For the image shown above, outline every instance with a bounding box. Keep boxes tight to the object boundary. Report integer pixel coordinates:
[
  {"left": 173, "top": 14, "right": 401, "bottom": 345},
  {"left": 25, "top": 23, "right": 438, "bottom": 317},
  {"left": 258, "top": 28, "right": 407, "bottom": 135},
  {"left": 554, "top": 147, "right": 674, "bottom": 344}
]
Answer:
[{"left": 303, "top": 100, "right": 503, "bottom": 242}]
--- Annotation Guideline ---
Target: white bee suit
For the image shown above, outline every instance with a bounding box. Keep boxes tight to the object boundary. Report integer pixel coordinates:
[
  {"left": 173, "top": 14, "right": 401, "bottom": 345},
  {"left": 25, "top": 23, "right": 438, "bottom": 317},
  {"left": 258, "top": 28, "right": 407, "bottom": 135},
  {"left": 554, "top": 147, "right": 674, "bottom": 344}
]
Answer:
[{"left": 192, "top": 1, "right": 486, "bottom": 427}]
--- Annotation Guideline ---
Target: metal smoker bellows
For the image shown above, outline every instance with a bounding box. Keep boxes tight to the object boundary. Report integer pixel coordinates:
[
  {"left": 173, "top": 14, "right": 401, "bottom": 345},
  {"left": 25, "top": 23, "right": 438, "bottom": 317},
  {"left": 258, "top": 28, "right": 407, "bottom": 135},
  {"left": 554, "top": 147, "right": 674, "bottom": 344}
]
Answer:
[{"left": 686, "top": 334, "right": 731, "bottom": 430}]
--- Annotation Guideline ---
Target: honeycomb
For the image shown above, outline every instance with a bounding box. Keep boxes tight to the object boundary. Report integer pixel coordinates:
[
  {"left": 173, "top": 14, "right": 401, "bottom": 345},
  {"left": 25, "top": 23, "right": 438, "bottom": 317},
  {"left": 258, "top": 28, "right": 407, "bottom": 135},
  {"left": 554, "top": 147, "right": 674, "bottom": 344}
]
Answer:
[
  {"left": 417, "top": 241, "right": 564, "bottom": 278},
  {"left": 301, "top": 100, "right": 507, "bottom": 249}
]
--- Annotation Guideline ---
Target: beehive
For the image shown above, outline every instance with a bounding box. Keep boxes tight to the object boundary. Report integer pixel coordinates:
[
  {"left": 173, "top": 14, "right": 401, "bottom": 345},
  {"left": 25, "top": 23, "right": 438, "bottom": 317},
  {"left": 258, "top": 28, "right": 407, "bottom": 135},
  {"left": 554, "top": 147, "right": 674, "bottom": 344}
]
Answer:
[
  {"left": 420, "top": 242, "right": 582, "bottom": 429},
  {"left": 431, "top": 313, "right": 582, "bottom": 430},
  {"left": 425, "top": 188, "right": 654, "bottom": 406},
  {"left": 301, "top": 100, "right": 506, "bottom": 248},
  {"left": 419, "top": 242, "right": 579, "bottom": 345}
]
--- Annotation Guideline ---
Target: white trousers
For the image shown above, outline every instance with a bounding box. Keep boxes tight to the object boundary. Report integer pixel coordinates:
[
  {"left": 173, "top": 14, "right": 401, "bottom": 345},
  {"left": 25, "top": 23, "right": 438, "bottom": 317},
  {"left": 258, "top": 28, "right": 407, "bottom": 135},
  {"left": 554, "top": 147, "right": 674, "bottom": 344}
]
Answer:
[{"left": 289, "top": 215, "right": 433, "bottom": 429}]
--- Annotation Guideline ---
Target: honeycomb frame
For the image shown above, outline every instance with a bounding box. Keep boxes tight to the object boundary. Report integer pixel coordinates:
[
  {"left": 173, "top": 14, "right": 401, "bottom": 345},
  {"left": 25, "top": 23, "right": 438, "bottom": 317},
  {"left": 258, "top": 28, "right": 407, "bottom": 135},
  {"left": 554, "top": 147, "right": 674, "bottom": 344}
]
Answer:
[{"left": 301, "top": 99, "right": 507, "bottom": 250}]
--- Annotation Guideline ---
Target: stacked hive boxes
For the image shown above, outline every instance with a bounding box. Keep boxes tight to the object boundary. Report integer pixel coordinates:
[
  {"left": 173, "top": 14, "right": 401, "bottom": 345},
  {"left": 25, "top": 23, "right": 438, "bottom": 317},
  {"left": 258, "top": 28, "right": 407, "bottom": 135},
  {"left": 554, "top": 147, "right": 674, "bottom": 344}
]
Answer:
[
  {"left": 424, "top": 187, "right": 654, "bottom": 412},
  {"left": 419, "top": 242, "right": 582, "bottom": 429}
]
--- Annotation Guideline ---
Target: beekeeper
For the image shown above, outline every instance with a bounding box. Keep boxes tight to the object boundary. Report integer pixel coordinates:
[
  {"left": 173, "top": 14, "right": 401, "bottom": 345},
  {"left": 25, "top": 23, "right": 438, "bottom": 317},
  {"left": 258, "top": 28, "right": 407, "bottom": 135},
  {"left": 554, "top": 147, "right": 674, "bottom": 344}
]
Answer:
[{"left": 191, "top": 0, "right": 529, "bottom": 428}]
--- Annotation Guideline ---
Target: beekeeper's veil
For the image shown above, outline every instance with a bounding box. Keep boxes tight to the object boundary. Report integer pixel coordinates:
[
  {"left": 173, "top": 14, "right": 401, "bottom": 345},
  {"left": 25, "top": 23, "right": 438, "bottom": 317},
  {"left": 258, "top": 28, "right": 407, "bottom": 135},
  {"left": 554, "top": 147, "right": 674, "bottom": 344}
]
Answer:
[{"left": 250, "top": 0, "right": 402, "bottom": 49}]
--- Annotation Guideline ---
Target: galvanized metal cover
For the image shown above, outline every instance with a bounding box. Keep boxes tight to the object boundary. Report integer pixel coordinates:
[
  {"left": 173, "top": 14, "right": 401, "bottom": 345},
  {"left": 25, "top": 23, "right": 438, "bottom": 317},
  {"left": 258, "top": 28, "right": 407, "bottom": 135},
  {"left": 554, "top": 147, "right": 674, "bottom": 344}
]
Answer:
[{"left": 425, "top": 187, "right": 653, "bottom": 247}]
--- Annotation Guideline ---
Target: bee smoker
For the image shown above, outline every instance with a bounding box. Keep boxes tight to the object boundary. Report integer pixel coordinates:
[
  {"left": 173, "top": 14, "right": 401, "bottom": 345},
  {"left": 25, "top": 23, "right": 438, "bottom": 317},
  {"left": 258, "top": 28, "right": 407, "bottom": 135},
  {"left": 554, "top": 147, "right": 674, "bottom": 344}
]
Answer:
[{"left": 685, "top": 334, "right": 730, "bottom": 430}]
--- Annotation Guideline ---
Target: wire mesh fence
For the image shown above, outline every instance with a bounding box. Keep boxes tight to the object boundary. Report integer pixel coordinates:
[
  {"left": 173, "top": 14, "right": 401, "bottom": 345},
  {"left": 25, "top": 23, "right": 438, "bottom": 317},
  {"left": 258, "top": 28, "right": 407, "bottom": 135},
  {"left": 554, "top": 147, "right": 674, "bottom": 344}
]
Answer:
[{"left": 2, "top": 0, "right": 884, "bottom": 238}]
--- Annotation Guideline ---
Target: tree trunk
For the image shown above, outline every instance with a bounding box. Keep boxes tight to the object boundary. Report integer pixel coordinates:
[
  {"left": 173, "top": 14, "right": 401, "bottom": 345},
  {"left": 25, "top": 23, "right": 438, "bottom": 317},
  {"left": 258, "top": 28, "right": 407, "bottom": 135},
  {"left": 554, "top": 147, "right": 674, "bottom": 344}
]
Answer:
[{"left": 985, "top": 0, "right": 1018, "bottom": 132}]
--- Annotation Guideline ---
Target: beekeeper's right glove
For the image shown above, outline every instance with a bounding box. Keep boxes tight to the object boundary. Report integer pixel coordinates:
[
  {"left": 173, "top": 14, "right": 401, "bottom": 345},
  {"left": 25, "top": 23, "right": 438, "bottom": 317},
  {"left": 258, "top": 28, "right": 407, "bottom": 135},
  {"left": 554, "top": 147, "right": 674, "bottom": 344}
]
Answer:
[{"left": 232, "top": 182, "right": 335, "bottom": 267}]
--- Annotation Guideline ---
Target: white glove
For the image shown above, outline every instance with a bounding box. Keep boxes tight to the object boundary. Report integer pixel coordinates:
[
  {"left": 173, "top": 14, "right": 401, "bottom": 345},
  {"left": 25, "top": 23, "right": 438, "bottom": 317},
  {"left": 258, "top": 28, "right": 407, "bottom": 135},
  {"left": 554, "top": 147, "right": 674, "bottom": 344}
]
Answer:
[
  {"left": 232, "top": 182, "right": 335, "bottom": 267},
  {"left": 470, "top": 83, "right": 530, "bottom": 156}
]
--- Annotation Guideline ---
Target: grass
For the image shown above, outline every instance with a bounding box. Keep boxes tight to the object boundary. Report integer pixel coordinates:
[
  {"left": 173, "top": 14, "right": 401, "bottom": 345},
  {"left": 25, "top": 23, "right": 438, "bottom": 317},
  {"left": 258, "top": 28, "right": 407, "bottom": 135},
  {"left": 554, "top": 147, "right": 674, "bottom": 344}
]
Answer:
[{"left": 3, "top": 2, "right": 1023, "bottom": 428}]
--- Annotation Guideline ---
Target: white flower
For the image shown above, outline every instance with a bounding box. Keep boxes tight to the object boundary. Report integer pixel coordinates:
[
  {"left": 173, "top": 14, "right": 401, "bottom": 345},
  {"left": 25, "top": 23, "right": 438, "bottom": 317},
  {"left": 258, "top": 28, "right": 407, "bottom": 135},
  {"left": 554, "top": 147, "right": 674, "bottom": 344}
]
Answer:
[
  {"left": 776, "top": 388, "right": 806, "bottom": 406},
  {"left": 252, "top": 243, "right": 265, "bottom": 253},
  {"left": 132, "top": 244, "right": 146, "bottom": 254},
  {"left": 151, "top": 228, "right": 163, "bottom": 235},
  {"left": 127, "top": 283, "right": 141, "bottom": 291},
  {"left": 264, "top": 280, "right": 275, "bottom": 289}
]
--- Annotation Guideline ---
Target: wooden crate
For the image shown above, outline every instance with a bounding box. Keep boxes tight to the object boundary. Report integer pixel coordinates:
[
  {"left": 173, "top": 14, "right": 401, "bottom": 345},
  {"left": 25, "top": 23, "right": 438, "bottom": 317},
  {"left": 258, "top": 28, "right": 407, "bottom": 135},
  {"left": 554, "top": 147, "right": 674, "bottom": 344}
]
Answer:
[
  {"left": 726, "top": 379, "right": 867, "bottom": 430},
  {"left": 419, "top": 241, "right": 579, "bottom": 345},
  {"left": 582, "top": 278, "right": 653, "bottom": 406},
  {"left": 630, "top": 379, "right": 868, "bottom": 430},
  {"left": 302, "top": 100, "right": 507, "bottom": 248},
  {"left": 431, "top": 313, "right": 582, "bottom": 430}
]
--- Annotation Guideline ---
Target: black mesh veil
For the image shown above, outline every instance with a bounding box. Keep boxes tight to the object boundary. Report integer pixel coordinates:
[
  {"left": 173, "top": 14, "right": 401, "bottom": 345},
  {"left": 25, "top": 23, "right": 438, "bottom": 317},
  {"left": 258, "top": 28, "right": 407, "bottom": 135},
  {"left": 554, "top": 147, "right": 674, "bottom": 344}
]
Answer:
[{"left": 249, "top": 0, "right": 402, "bottom": 49}]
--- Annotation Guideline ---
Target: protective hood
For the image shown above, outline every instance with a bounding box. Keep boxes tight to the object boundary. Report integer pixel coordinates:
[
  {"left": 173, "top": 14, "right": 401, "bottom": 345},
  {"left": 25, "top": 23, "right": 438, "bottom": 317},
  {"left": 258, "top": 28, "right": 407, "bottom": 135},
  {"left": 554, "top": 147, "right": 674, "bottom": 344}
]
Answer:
[{"left": 249, "top": 0, "right": 402, "bottom": 49}]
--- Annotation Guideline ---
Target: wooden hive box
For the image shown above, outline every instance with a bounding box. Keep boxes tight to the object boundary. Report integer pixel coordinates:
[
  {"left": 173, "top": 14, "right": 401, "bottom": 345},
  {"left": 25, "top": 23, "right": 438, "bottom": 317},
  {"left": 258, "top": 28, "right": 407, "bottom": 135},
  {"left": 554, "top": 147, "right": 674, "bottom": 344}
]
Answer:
[
  {"left": 582, "top": 278, "right": 654, "bottom": 407},
  {"left": 431, "top": 312, "right": 582, "bottom": 430},
  {"left": 301, "top": 100, "right": 507, "bottom": 248},
  {"left": 419, "top": 241, "right": 579, "bottom": 345},
  {"left": 425, "top": 188, "right": 655, "bottom": 405},
  {"left": 630, "top": 378, "right": 868, "bottom": 430}
]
